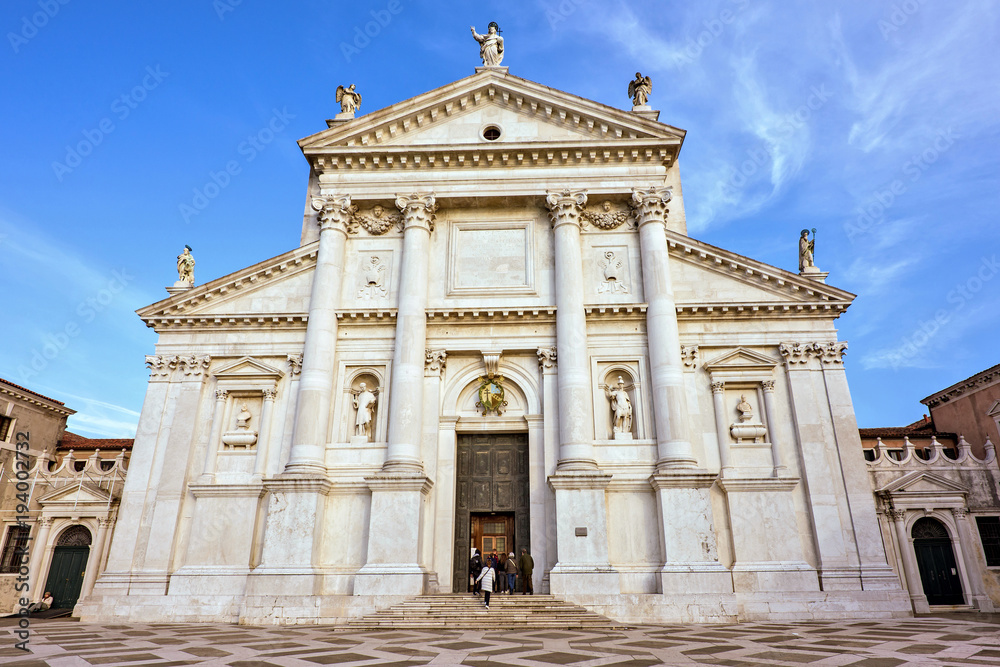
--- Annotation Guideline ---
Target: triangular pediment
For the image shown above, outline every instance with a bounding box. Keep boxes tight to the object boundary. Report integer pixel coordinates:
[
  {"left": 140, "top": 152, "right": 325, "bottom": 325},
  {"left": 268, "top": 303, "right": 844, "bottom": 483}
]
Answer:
[
  {"left": 988, "top": 400, "right": 1000, "bottom": 417},
  {"left": 703, "top": 347, "right": 780, "bottom": 372},
  {"left": 39, "top": 482, "right": 111, "bottom": 506},
  {"left": 213, "top": 356, "right": 284, "bottom": 380},
  {"left": 667, "top": 231, "right": 855, "bottom": 315},
  {"left": 300, "top": 70, "right": 685, "bottom": 156},
  {"left": 879, "top": 471, "right": 968, "bottom": 496}
]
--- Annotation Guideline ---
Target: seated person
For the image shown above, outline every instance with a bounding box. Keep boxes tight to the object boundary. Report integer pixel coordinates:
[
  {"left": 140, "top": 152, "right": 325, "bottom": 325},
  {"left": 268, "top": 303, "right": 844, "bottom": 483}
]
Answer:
[{"left": 28, "top": 592, "right": 54, "bottom": 613}]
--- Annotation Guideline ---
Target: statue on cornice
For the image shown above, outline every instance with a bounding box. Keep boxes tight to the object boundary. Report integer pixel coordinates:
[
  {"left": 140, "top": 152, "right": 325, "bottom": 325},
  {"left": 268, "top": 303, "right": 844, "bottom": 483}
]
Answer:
[
  {"left": 336, "top": 84, "right": 362, "bottom": 115},
  {"left": 628, "top": 72, "right": 652, "bottom": 107},
  {"left": 471, "top": 22, "right": 504, "bottom": 67},
  {"left": 176, "top": 245, "right": 195, "bottom": 284},
  {"left": 799, "top": 228, "right": 816, "bottom": 272}
]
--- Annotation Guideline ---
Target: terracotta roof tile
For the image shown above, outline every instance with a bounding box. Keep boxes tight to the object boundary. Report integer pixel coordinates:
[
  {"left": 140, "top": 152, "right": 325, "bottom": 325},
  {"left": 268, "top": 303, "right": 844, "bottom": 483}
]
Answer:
[
  {"left": 58, "top": 431, "right": 133, "bottom": 450},
  {"left": 0, "top": 378, "right": 66, "bottom": 406}
]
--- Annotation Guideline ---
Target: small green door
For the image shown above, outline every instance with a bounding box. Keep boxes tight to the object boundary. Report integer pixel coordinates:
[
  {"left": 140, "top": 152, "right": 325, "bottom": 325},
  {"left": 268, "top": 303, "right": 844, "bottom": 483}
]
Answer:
[{"left": 44, "top": 546, "right": 90, "bottom": 609}]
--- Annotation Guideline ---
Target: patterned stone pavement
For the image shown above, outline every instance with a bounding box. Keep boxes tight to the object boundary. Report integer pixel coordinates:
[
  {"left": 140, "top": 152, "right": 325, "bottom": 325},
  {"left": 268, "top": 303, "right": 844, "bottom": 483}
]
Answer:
[{"left": 3, "top": 616, "right": 1000, "bottom": 667}]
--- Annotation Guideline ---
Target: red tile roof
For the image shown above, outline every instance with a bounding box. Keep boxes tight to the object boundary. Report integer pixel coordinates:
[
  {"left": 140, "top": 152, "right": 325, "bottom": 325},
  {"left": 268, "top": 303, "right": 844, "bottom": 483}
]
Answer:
[
  {"left": 0, "top": 378, "right": 66, "bottom": 406},
  {"left": 58, "top": 431, "right": 133, "bottom": 451}
]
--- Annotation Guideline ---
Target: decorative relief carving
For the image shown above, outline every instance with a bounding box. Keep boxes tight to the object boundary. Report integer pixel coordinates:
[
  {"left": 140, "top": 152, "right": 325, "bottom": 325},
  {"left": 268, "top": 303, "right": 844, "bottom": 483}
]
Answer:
[
  {"left": 310, "top": 194, "right": 355, "bottom": 234},
  {"left": 761, "top": 380, "right": 776, "bottom": 391},
  {"left": 146, "top": 355, "right": 211, "bottom": 379},
  {"left": 681, "top": 346, "right": 699, "bottom": 369},
  {"left": 221, "top": 403, "right": 258, "bottom": 449},
  {"left": 887, "top": 508, "right": 906, "bottom": 522},
  {"left": 262, "top": 388, "right": 278, "bottom": 401},
  {"left": 545, "top": 190, "right": 588, "bottom": 228},
  {"left": 475, "top": 353, "right": 507, "bottom": 416},
  {"left": 395, "top": 193, "right": 437, "bottom": 233},
  {"left": 146, "top": 355, "right": 169, "bottom": 378},
  {"left": 215, "top": 389, "right": 229, "bottom": 402},
  {"left": 353, "top": 205, "right": 402, "bottom": 235},
  {"left": 778, "top": 341, "right": 848, "bottom": 366},
  {"left": 357, "top": 256, "right": 388, "bottom": 298},
  {"left": 597, "top": 251, "right": 629, "bottom": 294},
  {"left": 537, "top": 347, "right": 557, "bottom": 369},
  {"left": 711, "top": 381, "right": 725, "bottom": 393},
  {"left": 630, "top": 187, "right": 672, "bottom": 226},
  {"left": 582, "top": 201, "right": 632, "bottom": 230},
  {"left": 425, "top": 349, "right": 448, "bottom": 374},
  {"left": 951, "top": 507, "right": 969, "bottom": 520},
  {"left": 286, "top": 354, "right": 304, "bottom": 376}
]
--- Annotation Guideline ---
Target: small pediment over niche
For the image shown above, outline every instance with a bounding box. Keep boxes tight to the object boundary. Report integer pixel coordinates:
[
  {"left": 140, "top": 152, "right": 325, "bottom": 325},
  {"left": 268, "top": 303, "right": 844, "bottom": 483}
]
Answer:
[
  {"left": 987, "top": 400, "right": 1000, "bottom": 418},
  {"left": 38, "top": 482, "right": 111, "bottom": 506},
  {"left": 703, "top": 348, "right": 779, "bottom": 373},
  {"left": 879, "top": 471, "right": 968, "bottom": 496},
  {"left": 213, "top": 357, "right": 285, "bottom": 381}
]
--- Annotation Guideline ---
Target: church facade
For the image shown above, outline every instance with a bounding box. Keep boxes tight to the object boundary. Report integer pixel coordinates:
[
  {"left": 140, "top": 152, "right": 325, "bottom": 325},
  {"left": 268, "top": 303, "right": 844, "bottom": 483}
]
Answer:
[{"left": 81, "top": 66, "right": 911, "bottom": 624}]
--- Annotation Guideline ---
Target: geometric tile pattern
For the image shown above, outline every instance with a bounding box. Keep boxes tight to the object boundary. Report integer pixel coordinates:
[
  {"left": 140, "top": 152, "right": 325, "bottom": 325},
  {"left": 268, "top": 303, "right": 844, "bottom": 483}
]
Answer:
[{"left": 2, "top": 616, "right": 1000, "bottom": 667}]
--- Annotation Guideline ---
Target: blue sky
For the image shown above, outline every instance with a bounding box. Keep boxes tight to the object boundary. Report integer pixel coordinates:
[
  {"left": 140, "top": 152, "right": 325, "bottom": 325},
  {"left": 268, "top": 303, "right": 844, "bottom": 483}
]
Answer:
[{"left": 1, "top": 1, "right": 997, "bottom": 438}]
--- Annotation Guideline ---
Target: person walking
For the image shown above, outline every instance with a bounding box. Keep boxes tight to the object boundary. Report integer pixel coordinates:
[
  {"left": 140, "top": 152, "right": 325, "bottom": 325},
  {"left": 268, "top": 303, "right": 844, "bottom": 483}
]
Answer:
[
  {"left": 469, "top": 549, "right": 483, "bottom": 596},
  {"left": 504, "top": 552, "right": 518, "bottom": 594},
  {"left": 475, "top": 560, "right": 496, "bottom": 610},
  {"left": 518, "top": 547, "right": 534, "bottom": 595}
]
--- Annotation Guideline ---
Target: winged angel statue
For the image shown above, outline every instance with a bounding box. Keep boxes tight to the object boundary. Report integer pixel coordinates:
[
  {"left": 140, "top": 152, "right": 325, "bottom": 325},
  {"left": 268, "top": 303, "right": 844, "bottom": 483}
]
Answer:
[
  {"left": 336, "top": 84, "right": 362, "bottom": 114},
  {"left": 628, "top": 72, "right": 652, "bottom": 107}
]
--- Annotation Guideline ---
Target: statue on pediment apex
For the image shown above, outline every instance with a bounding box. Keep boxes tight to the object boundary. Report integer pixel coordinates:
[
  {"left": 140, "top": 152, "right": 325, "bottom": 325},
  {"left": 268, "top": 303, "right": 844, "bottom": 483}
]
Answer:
[
  {"left": 336, "top": 84, "right": 362, "bottom": 115},
  {"left": 471, "top": 22, "right": 504, "bottom": 66},
  {"left": 628, "top": 72, "right": 652, "bottom": 107}
]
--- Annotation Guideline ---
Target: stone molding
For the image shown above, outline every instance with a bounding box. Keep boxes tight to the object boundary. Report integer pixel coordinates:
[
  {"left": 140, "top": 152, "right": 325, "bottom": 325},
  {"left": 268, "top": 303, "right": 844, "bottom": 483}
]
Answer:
[
  {"left": 545, "top": 190, "right": 588, "bottom": 229},
  {"left": 395, "top": 193, "right": 437, "bottom": 233},
  {"left": 188, "top": 483, "right": 266, "bottom": 499},
  {"left": 548, "top": 470, "right": 613, "bottom": 490},
  {"left": 630, "top": 187, "right": 672, "bottom": 227},
  {"left": 922, "top": 363, "right": 1000, "bottom": 408},
  {"left": 648, "top": 472, "right": 717, "bottom": 490},
  {"left": 716, "top": 477, "right": 800, "bottom": 493},
  {"left": 364, "top": 472, "right": 433, "bottom": 495}
]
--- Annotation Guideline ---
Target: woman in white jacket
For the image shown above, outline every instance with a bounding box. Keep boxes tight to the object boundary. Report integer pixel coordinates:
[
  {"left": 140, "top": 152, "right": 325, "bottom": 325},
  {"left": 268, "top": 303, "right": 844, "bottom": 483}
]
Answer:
[{"left": 475, "top": 562, "right": 496, "bottom": 609}]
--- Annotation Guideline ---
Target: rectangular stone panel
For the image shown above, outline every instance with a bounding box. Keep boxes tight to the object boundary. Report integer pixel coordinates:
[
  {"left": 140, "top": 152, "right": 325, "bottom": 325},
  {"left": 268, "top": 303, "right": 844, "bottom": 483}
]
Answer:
[{"left": 448, "top": 222, "right": 535, "bottom": 296}]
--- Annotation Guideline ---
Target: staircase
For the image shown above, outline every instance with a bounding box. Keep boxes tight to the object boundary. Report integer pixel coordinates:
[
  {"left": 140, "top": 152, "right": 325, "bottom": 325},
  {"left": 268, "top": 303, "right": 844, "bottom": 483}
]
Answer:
[{"left": 343, "top": 594, "right": 626, "bottom": 630}]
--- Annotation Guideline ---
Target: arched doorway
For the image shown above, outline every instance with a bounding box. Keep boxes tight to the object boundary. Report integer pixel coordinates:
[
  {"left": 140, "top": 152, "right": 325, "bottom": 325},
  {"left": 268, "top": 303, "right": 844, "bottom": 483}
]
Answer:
[
  {"left": 912, "top": 517, "right": 964, "bottom": 605},
  {"left": 44, "top": 525, "right": 92, "bottom": 609}
]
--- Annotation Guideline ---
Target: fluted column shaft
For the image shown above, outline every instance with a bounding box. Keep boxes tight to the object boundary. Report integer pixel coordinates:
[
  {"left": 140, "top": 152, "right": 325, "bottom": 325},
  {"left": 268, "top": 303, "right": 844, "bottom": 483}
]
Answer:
[
  {"left": 633, "top": 187, "right": 695, "bottom": 469},
  {"left": 546, "top": 190, "right": 597, "bottom": 470},
  {"left": 384, "top": 193, "right": 436, "bottom": 472},
  {"left": 285, "top": 195, "right": 352, "bottom": 474}
]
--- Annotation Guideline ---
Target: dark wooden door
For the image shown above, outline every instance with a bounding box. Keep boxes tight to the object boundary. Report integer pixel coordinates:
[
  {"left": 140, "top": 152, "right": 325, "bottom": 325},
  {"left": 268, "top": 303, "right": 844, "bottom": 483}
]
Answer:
[
  {"left": 914, "top": 539, "right": 964, "bottom": 605},
  {"left": 453, "top": 433, "right": 529, "bottom": 592},
  {"left": 44, "top": 546, "right": 89, "bottom": 609}
]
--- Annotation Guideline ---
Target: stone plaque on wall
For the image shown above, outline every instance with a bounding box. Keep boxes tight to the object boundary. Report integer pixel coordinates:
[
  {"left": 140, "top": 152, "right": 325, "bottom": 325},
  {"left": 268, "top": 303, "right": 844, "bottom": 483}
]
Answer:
[{"left": 448, "top": 222, "right": 535, "bottom": 296}]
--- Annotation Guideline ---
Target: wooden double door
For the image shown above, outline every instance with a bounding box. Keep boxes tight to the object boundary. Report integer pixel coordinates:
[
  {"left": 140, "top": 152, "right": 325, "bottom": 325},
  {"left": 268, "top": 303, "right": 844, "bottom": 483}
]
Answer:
[
  {"left": 44, "top": 546, "right": 89, "bottom": 609},
  {"left": 453, "top": 434, "right": 530, "bottom": 592}
]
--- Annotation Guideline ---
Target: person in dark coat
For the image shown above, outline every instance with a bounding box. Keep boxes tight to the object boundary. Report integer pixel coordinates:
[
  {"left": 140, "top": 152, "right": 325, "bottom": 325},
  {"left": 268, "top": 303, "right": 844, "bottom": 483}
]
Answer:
[
  {"left": 469, "top": 549, "right": 483, "bottom": 595},
  {"left": 504, "top": 552, "right": 518, "bottom": 594},
  {"left": 518, "top": 547, "right": 534, "bottom": 594}
]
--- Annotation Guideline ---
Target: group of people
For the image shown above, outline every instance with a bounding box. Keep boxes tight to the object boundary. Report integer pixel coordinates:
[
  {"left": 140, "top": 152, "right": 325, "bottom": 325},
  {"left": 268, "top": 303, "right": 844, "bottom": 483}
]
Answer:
[{"left": 470, "top": 547, "right": 533, "bottom": 609}]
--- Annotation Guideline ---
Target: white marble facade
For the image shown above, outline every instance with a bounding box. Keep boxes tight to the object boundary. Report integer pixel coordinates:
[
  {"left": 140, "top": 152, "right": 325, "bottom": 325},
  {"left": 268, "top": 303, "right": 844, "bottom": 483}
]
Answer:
[{"left": 80, "top": 69, "right": 911, "bottom": 624}]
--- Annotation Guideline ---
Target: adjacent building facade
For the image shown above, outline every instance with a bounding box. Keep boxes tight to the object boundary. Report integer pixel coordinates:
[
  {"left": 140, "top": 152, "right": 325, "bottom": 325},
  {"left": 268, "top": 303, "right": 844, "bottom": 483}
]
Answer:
[
  {"left": 0, "top": 379, "right": 131, "bottom": 613},
  {"left": 81, "top": 68, "right": 912, "bottom": 624}
]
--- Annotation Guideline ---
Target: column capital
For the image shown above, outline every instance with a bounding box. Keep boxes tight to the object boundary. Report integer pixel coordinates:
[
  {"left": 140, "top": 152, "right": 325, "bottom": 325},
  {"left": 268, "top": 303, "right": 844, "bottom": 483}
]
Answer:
[
  {"left": 887, "top": 508, "right": 906, "bottom": 523},
  {"left": 39, "top": 517, "right": 55, "bottom": 527},
  {"left": 262, "top": 388, "right": 278, "bottom": 401},
  {"left": 215, "top": 389, "right": 229, "bottom": 401},
  {"left": 951, "top": 507, "right": 969, "bottom": 520},
  {"left": 710, "top": 381, "right": 725, "bottom": 393},
  {"left": 631, "top": 187, "right": 672, "bottom": 227},
  {"left": 425, "top": 349, "right": 447, "bottom": 376},
  {"left": 545, "top": 190, "right": 588, "bottom": 229},
  {"left": 395, "top": 193, "right": 437, "bottom": 233},
  {"left": 537, "top": 347, "right": 557, "bottom": 370},
  {"left": 311, "top": 194, "right": 354, "bottom": 234},
  {"left": 761, "top": 379, "right": 776, "bottom": 392},
  {"left": 98, "top": 517, "right": 115, "bottom": 528}
]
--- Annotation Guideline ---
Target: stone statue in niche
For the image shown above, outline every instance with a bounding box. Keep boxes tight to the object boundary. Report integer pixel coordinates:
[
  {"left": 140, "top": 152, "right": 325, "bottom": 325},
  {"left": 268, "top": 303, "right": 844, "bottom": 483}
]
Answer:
[
  {"left": 628, "top": 72, "right": 652, "bottom": 107},
  {"left": 603, "top": 376, "right": 633, "bottom": 439},
  {"left": 176, "top": 245, "right": 195, "bottom": 284},
  {"left": 598, "top": 251, "right": 629, "bottom": 294},
  {"left": 352, "top": 382, "right": 379, "bottom": 441},
  {"left": 730, "top": 393, "right": 767, "bottom": 443},
  {"left": 358, "top": 256, "right": 387, "bottom": 298},
  {"left": 222, "top": 402, "right": 258, "bottom": 449},
  {"left": 471, "top": 22, "right": 504, "bottom": 66},
  {"left": 336, "top": 84, "right": 362, "bottom": 114}
]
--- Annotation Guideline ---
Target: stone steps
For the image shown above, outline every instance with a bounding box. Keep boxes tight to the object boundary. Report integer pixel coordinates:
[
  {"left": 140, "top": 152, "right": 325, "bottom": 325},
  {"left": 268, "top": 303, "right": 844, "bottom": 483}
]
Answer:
[{"left": 343, "top": 594, "right": 626, "bottom": 630}]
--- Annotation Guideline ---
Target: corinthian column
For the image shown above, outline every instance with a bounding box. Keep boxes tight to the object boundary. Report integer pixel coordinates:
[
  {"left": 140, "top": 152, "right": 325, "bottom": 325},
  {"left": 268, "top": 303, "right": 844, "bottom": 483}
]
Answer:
[
  {"left": 284, "top": 194, "right": 352, "bottom": 475},
  {"left": 632, "top": 187, "right": 695, "bottom": 469},
  {"left": 546, "top": 190, "right": 597, "bottom": 470},
  {"left": 383, "top": 193, "right": 437, "bottom": 472}
]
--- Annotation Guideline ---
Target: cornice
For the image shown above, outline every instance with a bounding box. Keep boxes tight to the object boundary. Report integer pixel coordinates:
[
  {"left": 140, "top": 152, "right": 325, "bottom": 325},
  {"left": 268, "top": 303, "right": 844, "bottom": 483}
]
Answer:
[
  {"left": 921, "top": 363, "right": 1000, "bottom": 408},
  {"left": 0, "top": 386, "right": 75, "bottom": 417}
]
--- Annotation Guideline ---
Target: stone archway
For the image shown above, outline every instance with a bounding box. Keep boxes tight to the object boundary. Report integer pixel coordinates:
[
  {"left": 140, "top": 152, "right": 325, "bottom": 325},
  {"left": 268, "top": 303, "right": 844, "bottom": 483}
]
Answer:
[{"left": 44, "top": 525, "right": 92, "bottom": 609}]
